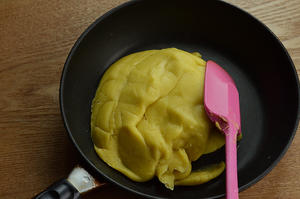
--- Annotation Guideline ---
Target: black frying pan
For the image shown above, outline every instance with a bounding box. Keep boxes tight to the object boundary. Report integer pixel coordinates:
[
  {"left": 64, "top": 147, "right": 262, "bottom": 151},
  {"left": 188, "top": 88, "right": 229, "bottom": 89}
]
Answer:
[{"left": 35, "top": 0, "right": 300, "bottom": 198}]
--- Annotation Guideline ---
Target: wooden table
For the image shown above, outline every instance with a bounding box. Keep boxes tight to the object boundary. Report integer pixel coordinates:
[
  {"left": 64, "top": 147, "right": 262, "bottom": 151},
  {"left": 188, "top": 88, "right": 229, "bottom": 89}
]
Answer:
[{"left": 0, "top": 0, "right": 299, "bottom": 198}]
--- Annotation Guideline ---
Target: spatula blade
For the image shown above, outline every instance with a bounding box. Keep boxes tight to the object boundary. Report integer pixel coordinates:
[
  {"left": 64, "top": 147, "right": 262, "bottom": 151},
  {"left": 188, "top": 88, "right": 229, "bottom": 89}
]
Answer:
[{"left": 204, "top": 60, "right": 241, "bottom": 134}]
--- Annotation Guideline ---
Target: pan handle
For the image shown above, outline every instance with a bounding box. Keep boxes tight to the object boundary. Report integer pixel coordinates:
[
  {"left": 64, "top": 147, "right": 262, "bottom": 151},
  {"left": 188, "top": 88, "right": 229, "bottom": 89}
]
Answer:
[
  {"left": 33, "top": 179, "right": 80, "bottom": 199},
  {"left": 33, "top": 166, "right": 103, "bottom": 199}
]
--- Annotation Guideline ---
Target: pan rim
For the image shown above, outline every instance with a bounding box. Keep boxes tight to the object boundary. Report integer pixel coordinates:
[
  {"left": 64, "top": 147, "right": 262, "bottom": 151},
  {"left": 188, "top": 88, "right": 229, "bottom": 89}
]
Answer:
[{"left": 59, "top": 0, "right": 300, "bottom": 198}]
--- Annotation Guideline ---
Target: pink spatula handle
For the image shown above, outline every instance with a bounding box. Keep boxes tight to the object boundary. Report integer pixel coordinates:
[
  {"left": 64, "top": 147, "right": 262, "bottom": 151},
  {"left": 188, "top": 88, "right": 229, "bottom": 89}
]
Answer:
[{"left": 225, "top": 124, "right": 239, "bottom": 199}]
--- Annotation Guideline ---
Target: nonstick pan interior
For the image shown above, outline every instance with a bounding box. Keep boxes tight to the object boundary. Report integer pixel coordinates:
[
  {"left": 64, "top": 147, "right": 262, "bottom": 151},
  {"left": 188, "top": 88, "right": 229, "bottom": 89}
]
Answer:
[{"left": 60, "top": 0, "right": 299, "bottom": 198}]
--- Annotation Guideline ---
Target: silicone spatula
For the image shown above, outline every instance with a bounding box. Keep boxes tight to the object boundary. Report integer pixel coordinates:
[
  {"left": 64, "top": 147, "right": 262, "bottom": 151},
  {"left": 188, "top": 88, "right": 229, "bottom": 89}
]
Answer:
[{"left": 204, "top": 60, "right": 241, "bottom": 199}]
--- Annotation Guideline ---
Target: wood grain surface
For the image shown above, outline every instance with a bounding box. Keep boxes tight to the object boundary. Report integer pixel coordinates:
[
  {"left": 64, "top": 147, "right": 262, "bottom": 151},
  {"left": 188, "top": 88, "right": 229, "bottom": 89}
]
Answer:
[{"left": 0, "top": 0, "right": 299, "bottom": 198}]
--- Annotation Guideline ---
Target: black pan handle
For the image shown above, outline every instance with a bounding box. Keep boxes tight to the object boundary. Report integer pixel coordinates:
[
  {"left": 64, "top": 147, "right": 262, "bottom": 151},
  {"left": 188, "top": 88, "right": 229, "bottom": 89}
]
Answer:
[{"left": 33, "top": 179, "right": 80, "bottom": 199}]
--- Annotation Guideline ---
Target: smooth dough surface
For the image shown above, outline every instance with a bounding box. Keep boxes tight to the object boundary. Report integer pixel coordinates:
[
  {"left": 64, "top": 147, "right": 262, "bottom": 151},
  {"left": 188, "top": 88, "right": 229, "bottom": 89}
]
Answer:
[{"left": 91, "top": 48, "right": 225, "bottom": 190}]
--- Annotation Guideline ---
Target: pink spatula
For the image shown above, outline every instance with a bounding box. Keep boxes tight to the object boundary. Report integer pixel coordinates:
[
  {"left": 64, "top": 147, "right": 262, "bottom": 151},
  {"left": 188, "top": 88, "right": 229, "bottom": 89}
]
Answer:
[{"left": 204, "top": 61, "right": 241, "bottom": 199}]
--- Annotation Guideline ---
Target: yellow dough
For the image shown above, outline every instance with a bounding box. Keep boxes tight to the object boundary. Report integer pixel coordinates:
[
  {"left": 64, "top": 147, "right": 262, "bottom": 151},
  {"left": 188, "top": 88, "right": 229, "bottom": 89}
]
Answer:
[{"left": 91, "top": 48, "right": 225, "bottom": 190}]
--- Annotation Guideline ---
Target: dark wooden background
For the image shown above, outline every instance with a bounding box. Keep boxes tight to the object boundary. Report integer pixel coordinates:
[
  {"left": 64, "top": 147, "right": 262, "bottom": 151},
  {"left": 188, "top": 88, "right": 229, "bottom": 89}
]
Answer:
[{"left": 0, "top": 0, "right": 299, "bottom": 198}]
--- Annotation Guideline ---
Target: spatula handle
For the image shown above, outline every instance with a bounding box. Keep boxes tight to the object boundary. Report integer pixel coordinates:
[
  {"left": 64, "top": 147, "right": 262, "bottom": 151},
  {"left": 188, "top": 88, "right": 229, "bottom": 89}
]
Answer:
[{"left": 225, "top": 124, "right": 239, "bottom": 199}]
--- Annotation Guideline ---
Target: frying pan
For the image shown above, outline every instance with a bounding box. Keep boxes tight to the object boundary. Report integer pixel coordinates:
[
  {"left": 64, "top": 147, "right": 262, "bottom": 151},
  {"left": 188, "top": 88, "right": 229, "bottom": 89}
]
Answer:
[{"left": 35, "top": 0, "right": 300, "bottom": 198}]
